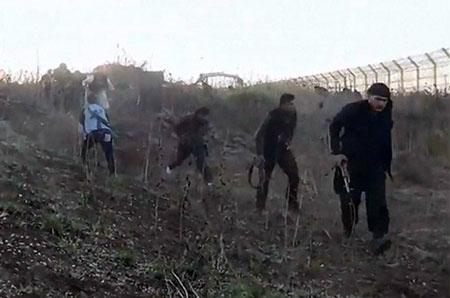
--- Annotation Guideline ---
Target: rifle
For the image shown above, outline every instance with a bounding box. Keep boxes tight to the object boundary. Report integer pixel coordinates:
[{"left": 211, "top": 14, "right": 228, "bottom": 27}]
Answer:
[
  {"left": 337, "top": 159, "right": 351, "bottom": 194},
  {"left": 336, "top": 159, "right": 357, "bottom": 236},
  {"left": 248, "top": 156, "right": 266, "bottom": 198}
]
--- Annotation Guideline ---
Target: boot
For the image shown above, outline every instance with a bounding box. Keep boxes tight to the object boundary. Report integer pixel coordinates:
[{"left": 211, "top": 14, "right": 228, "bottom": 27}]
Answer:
[
  {"left": 371, "top": 235, "right": 392, "bottom": 255},
  {"left": 288, "top": 199, "right": 300, "bottom": 214}
]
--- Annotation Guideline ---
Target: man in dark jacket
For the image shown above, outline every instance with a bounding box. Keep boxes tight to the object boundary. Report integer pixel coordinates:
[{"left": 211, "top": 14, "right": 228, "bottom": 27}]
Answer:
[
  {"left": 166, "top": 107, "right": 213, "bottom": 184},
  {"left": 254, "top": 93, "right": 300, "bottom": 213},
  {"left": 329, "top": 83, "right": 393, "bottom": 255},
  {"left": 40, "top": 70, "right": 53, "bottom": 103},
  {"left": 53, "top": 63, "right": 73, "bottom": 111}
]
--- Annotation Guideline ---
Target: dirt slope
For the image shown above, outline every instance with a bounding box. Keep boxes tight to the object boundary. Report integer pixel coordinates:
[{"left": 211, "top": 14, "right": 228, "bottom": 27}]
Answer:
[{"left": 0, "top": 97, "right": 448, "bottom": 297}]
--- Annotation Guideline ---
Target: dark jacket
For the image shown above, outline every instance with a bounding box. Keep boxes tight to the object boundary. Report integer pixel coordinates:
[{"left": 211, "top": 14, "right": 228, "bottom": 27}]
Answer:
[
  {"left": 255, "top": 108, "right": 297, "bottom": 156},
  {"left": 329, "top": 100, "right": 393, "bottom": 174},
  {"left": 174, "top": 114, "right": 209, "bottom": 144}
]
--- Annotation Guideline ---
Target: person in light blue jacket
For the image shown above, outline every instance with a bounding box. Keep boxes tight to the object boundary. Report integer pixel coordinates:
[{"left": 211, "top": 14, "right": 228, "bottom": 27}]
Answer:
[{"left": 79, "top": 92, "right": 115, "bottom": 176}]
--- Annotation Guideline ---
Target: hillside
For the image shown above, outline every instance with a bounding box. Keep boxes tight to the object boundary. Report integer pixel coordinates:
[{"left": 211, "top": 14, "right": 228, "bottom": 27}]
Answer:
[{"left": 0, "top": 83, "right": 448, "bottom": 297}]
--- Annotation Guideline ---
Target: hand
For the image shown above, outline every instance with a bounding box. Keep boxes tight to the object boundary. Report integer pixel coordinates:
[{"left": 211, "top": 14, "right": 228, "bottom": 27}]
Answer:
[
  {"left": 332, "top": 154, "right": 348, "bottom": 167},
  {"left": 255, "top": 155, "right": 265, "bottom": 165},
  {"left": 77, "top": 123, "right": 84, "bottom": 135}
]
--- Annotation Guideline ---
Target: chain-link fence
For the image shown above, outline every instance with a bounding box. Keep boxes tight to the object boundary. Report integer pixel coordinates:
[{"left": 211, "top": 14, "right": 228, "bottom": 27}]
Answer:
[{"left": 289, "top": 48, "right": 450, "bottom": 94}]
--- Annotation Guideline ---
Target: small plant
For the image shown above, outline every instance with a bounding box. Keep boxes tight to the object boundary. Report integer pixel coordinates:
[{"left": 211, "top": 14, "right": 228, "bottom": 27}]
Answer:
[
  {"left": 146, "top": 261, "right": 166, "bottom": 280},
  {"left": 115, "top": 248, "right": 136, "bottom": 267},
  {"left": 41, "top": 214, "right": 65, "bottom": 237},
  {"left": 57, "top": 237, "right": 79, "bottom": 255},
  {"left": 308, "top": 257, "right": 323, "bottom": 278},
  {"left": 69, "top": 218, "right": 88, "bottom": 238},
  {"left": 80, "top": 191, "right": 94, "bottom": 207},
  {"left": 92, "top": 216, "right": 113, "bottom": 237},
  {"left": 0, "top": 201, "right": 20, "bottom": 215},
  {"left": 219, "top": 278, "right": 266, "bottom": 298},
  {"left": 249, "top": 257, "right": 265, "bottom": 276}
]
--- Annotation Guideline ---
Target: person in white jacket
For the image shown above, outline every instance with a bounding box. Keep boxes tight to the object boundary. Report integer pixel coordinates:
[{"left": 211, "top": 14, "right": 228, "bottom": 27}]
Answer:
[{"left": 79, "top": 91, "right": 115, "bottom": 176}]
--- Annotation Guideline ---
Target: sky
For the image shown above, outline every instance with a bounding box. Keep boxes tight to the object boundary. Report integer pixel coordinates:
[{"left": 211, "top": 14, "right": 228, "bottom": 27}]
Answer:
[{"left": 0, "top": 0, "right": 449, "bottom": 82}]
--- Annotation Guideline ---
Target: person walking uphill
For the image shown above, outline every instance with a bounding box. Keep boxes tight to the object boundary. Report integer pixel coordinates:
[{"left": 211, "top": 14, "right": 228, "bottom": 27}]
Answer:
[
  {"left": 254, "top": 93, "right": 300, "bottom": 213},
  {"left": 82, "top": 72, "right": 114, "bottom": 110},
  {"left": 166, "top": 107, "right": 213, "bottom": 185},
  {"left": 79, "top": 90, "right": 116, "bottom": 176},
  {"left": 329, "top": 82, "right": 393, "bottom": 255}
]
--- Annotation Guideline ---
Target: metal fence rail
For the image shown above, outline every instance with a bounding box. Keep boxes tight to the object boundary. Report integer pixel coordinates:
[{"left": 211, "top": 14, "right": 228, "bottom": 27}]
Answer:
[{"left": 290, "top": 48, "right": 450, "bottom": 94}]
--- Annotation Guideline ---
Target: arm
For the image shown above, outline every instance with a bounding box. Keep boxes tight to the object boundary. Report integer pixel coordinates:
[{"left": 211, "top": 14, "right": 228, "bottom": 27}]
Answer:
[
  {"left": 78, "top": 109, "right": 85, "bottom": 135},
  {"left": 197, "top": 119, "right": 211, "bottom": 139},
  {"left": 384, "top": 113, "right": 394, "bottom": 177},
  {"left": 105, "top": 110, "right": 110, "bottom": 122},
  {"left": 280, "top": 111, "right": 297, "bottom": 145},
  {"left": 329, "top": 105, "right": 353, "bottom": 155},
  {"left": 174, "top": 116, "right": 189, "bottom": 137},
  {"left": 288, "top": 112, "right": 297, "bottom": 143},
  {"left": 79, "top": 109, "right": 85, "bottom": 126},
  {"left": 254, "top": 115, "right": 270, "bottom": 155}
]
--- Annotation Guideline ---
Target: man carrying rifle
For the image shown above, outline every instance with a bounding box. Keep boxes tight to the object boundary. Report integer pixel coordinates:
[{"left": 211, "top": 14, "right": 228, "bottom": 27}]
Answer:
[
  {"left": 166, "top": 107, "right": 213, "bottom": 185},
  {"left": 253, "top": 93, "right": 300, "bottom": 213},
  {"left": 330, "top": 83, "right": 393, "bottom": 255}
]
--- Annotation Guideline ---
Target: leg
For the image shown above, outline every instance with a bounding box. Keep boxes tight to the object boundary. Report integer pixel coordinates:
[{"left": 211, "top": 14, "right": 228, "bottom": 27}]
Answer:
[
  {"left": 169, "top": 142, "right": 192, "bottom": 170},
  {"left": 365, "top": 171, "right": 391, "bottom": 254},
  {"left": 256, "top": 157, "right": 275, "bottom": 211},
  {"left": 339, "top": 189, "right": 362, "bottom": 237},
  {"left": 100, "top": 136, "right": 116, "bottom": 175},
  {"left": 277, "top": 148, "right": 300, "bottom": 211},
  {"left": 192, "top": 143, "right": 212, "bottom": 183},
  {"left": 81, "top": 133, "right": 95, "bottom": 163},
  {"left": 54, "top": 90, "right": 62, "bottom": 111},
  {"left": 365, "top": 172, "right": 389, "bottom": 238}
]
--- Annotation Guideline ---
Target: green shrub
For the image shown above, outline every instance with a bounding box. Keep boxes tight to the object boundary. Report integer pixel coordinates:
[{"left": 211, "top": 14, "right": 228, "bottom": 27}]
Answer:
[
  {"left": 146, "top": 261, "right": 166, "bottom": 280},
  {"left": 41, "top": 215, "right": 65, "bottom": 237},
  {"left": 116, "top": 248, "right": 136, "bottom": 267}
]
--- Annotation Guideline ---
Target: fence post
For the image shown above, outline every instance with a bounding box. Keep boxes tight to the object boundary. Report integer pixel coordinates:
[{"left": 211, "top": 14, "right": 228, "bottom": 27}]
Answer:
[
  {"left": 392, "top": 60, "right": 404, "bottom": 92},
  {"left": 380, "top": 62, "right": 391, "bottom": 87},
  {"left": 425, "top": 53, "right": 437, "bottom": 88},
  {"left": 305, "top": 76, "right": 314, "bottom": 88},
  {"left": 329, "top": 72, "right": 339, "bottom": 91},
  {"left": 336, "top": 71, "right": 347, "bottom": 89},
  {"left": 443, "top": 48, "right": 450, "bottom": 89},
  {"left": 320, "top": 73, "right": 329, "bottom": 89},
  {"left": 407, "top": 56, "right": 420, "bottom": 91},
  {"left": 300, "top": 77, "right": 309, "bottom": 87},
  {"left": 347, "top": 68, "right": 356, "bottom": 90},
  {"left": 368, "top": 64, "right": 378, "bottom": 82},
  {"left": 301, "top": 76, "right": 308, "bottom": 87},
  {"left": 312, "top": 75, "right": 321, "bottom": 87},
  {"left": 357, "top": 66, "right": 368, "bottom": 90},
  {"left": 442, "top": 48, "right": 450, "bottom": 59}
]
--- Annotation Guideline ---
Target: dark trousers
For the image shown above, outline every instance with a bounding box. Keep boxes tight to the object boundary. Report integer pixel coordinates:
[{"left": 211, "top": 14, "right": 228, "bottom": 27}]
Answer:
[
  {"left": 42, "top": 87, "right": 51, "bottom": 102},
  {"left": 169, "top": 141, "right": 212, "bottom": 183},
  {"left": 81, "top": 130, "right": 115, "bottom": 175},
  {"left": 256, "top": 147, "right": 299, "bottom": 210},
  {"left": 338, "top": 170, "right": 389, "bottom": 238}
]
